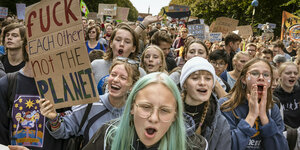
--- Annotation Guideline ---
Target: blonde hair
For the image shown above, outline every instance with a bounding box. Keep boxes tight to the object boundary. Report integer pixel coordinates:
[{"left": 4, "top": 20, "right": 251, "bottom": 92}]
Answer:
[{"left": 140, "top": 45, "right": 167, "bottom": 73}]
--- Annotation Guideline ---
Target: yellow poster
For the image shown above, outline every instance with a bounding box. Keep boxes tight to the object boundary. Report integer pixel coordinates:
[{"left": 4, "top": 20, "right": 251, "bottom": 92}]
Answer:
[{"left": 281, "top": 11, "right": 300, "bottom": 42}]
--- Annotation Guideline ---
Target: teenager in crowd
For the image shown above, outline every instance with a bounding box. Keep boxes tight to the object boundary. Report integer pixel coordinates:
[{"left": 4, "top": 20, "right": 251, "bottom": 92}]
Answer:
[
  {"left": 209, "top": 49, "right": 231, "bottom": 93},
  {"left": 83, "top": 72, "right": 207, "bottom": 150},
  {"left": 246, "top": 43, "right": 257, "bottom": 59},
  {"left": 220, "top": 58, "right": 288, "bottom": 150},
  {"left": 221, "top": 51, "right": 250, "bottom": 89},
  {"left": 40, "top": 58, "right": 140, "bottom": 147},
  {"left": 140, "top": 45, "right": 167, "bottom": 74},
  {"left": 224, "top": 33, "right": 242, "bottom": 71},
  {"left": 0, "top": 23, "right": 26, "bottom": 73},
  {"left": 170, "top": 39, "right": 227, "bottom": 98},
  {"left": 91, "top": 23, "right": 146, "bottom": 93},
  {"left": 180, "top": 57, "right": 231, "bottom": 150},
  {"left": 85, "top": 25, "right": 106, "bottom": 54},
  {"left": 150, "top": 31, "right": 177, "bottom": 72},
  {"left": 0, "top": 31, "right": 70, "bottom": 150},
  {"left": 273, "top": 62, "right": 300, "bottom": 129}
]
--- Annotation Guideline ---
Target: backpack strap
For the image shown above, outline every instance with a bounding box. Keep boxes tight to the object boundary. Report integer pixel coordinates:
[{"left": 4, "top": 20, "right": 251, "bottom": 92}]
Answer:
[
  {"left": 78, "top": 103, "right": 93, "bottom": 133},
  {"left": 7, "top": 72, "right": 19, "bottom": 118},
  {"left": 83, "top": 108, "right": 109, "bottom": 145}
]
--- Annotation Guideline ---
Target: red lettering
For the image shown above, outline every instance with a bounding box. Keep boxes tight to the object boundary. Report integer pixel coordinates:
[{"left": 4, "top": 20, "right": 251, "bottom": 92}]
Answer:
[
  {"left": 39, "top": 6, "right": 50, "bottom": 32},
  {"left": 53, "top": 2, "right": 62, "bottom": 26},
  {"left": 64, "top": 0, "right": 78, "bottom": 24},
  {"left": 27, "top": 11, "right": 37, "bottom": 37}
]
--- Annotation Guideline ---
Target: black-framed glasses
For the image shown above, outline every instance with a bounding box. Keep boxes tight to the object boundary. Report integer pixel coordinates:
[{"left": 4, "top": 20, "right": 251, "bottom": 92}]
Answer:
[
  {"left": 247, "top": 71, "right": 271, "bottom": 79},
  {"left": 135, "top": 103, "right": 176, "bottom": 122},
  {"left": 210, "top": 61, "right": 226, "bottom": 67},
  {"left": 115, "top": 56, "right": 140, "bottom": 65}
]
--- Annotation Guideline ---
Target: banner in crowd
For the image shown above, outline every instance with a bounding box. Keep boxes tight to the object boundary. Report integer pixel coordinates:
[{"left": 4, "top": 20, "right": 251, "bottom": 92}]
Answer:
[
  {"left": 114, "top": 7, "right": 129, "bottom": 22},
  {"left": 25, "top": 0, "right": 99, "bottom": 109},
  {"left": 236, "top": 25, "right": 253, "bottom": 38},
  {"left": 211, "top": 17, "right": 239, "bottom": 35},
  {"left": 16, "top": 3, "right": 26, "bottom": 20},
  {"left": 281, "top": 11, "right": 300, "bottom": 42},
  {"left": 98, "top": 3, "right": 117, "bottom": 16},
  {"left": 11, "top": 96, "right": 45, "bottom": 147},
  {"left": 187, "top": 24, "right": 205, "bottom": 41},
  {"left": 209, "top": 32, "right": 222, "bottom": 42},
  {"left": 0, "top": 7, "right": 8, "bottom": 18},
  {"left": 168, "top": 4, "right": 189, "bottom": 12}
]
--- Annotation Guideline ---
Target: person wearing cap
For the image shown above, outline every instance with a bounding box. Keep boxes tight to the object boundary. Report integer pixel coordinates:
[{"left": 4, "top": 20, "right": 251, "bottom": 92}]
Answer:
[{"left": 180, "top": 57, "right": 231, "bottom": 150}]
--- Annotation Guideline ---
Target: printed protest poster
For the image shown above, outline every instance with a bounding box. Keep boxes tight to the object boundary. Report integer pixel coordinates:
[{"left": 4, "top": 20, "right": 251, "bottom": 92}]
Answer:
[
  {"left": 236, "top": 25, "right": 253, "bottom": 38},
  {"left": 211, "top": 17, "right": 239, "bottom": 35},
  {"left": 98, "top": 3, "right": 117, "bottom": 16},
  {"left": 114, "top": 7, "right": 129, "bottom": 22},
  {"left": 187, "top": 24, "right": 205, "bottom": 41},
  {"left": 209, "top": 32, "right": 222, "bottom": 42},
  {"left": 281, "top": 11, "right": 300, "bottom": 42},
  {"left": 11, "top": 95, "right": 44, "bottom": 147},
  {"left": 0, "top": 7, "right": 8, "bottom": 18},
  {"left": 16, "top": 3, "right": 26, "bottom": 20},
  {"left": 25, "top": 0, "right": 99, "bottom": 109}
]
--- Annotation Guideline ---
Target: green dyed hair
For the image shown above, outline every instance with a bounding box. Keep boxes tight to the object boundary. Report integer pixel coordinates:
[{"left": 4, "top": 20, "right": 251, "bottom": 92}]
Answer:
[{"left": 107, "top": 72, "right": 186, "bottom": 150}]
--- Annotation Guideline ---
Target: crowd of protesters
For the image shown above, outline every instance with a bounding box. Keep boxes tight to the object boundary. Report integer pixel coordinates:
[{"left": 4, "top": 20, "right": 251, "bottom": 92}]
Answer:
[{"left": 0, "top": 12, "right": 299, "bottom": 150}]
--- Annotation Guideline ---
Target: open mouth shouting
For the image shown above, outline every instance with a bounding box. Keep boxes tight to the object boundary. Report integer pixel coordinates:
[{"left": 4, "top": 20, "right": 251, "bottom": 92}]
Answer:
[
  {"left": 257, "top": 85, "right": 264, "bottom": 94},
  {"left": 288, "top": 79, "right": 296, "bottom": 85},
  {"left": 110, "top": 84, "right": 121, "bottom": 92},
  {"left": 145, "top": 127, "right": 157, "bottom": 139},
  {"left": 197, "top": 88, "right": 208, "bottom": 95},
  {"left": 118, "top": 49, "right": 124, "bottom": 56}
]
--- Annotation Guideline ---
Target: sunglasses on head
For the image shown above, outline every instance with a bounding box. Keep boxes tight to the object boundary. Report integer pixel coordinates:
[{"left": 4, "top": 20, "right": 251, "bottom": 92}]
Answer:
[{"left": 115, "top": 56, "right": 140, "bottom": 65}]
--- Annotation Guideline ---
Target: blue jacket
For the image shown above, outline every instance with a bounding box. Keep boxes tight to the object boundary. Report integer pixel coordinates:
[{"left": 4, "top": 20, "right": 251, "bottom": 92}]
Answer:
[
  {"left": 219, "top": 97, "right": 289, "bottom": 150},
  {"left": 47, "top": 93, "right": 124, "bottom": 140}
]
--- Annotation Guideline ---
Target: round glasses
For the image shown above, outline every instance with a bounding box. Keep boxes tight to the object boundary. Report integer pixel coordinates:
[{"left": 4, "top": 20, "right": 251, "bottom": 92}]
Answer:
[
  {"left": 135, "top": 103, "right": 176, "bottom": 122},
  {"left": 247, "top": 71, "right": 271, "bottom": 79}
]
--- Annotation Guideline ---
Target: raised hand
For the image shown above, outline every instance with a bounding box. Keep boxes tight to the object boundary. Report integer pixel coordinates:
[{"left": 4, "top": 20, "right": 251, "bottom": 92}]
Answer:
[
  {"left": 143, "top": 15, "right": 163, "bottom": 26},
  {"left": 258, "top": 84, "right": 269, "bottom": 125},
  {"left": 245, "top": 84, "right": 259, "bottom": 127},
  {"left": 39, "top": 99, "right": 57, "bottom": 120}
]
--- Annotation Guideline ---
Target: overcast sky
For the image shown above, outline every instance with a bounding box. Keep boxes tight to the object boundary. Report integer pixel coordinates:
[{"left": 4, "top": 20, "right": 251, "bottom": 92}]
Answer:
[{"left": 129, "top": 0, "right": 171, "bottom": 15}]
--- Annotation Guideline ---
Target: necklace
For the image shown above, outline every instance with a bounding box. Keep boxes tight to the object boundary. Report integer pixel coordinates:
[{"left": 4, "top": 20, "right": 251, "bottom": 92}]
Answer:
[{"left": 186, "top": 111, "right": 199, "bottom": 117}]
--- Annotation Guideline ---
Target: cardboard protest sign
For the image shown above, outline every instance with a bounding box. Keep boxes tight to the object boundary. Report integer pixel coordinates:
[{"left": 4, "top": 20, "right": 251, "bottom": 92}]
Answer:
[
  {"left": 98, "top": 3, "right": 117, "bottom": 16},
  {"left": 16, "top": 3, "right": 26, "bottom": 20},
  {"left": 211, "top": 17, "right": 239, "bottom": 35},
  {"left": 0, "top": 7, "right": 8, "bottom": 18},
  {"left": 25, "top": 0, "right": 99, "bottom": 109},
  {"left": 236, "top": 25, "right": 253, "bottom": 38},
  {"left": 114, "top": 7, "right": 129, "bottom": 21},
  {"left": 11, "top": 96, "right": 45, "bottom": 147},
  {"left": 209, "top": 32, "right": 222, "bottom": 42},
  {"left": 187, "top": 24, "right": 205, "bottom": 41},
  {"left": 87, "top": 12, "right": 98, "bottom": 20},
  {"left": 281, "top": 11, "right": 300, "bottom": 42}
]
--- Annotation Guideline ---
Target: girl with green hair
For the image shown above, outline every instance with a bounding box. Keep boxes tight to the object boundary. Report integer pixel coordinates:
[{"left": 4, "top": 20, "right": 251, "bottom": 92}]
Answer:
[{"left": 83, "top": 72, "right": 207, "bottom": 150}]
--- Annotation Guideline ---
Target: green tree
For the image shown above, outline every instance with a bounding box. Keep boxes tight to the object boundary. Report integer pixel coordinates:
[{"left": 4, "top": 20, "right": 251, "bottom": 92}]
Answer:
[{"left": 166, "top": 0, "right": 299, "bottom": 36}]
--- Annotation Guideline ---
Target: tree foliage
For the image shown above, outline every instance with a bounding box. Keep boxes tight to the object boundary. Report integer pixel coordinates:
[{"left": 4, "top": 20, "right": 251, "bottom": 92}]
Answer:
[
  {"left": 166, "top": 0, "right": 299, "bottom": 36},
  {"left": 0, "top": 0, "right": 138, "bottom": 22}
]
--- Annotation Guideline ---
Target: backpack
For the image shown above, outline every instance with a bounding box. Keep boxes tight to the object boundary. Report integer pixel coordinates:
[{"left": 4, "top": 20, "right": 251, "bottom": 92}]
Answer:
[{"left": 6, "top": 71, "right": 18, "bottom": 119}]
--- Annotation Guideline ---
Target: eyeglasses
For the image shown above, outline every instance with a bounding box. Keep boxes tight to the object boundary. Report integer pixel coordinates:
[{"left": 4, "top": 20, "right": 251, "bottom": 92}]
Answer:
[
  {"left": 135, "top": 103, "right": 176, "bottom": 122},
  {"left": 210, "top": 61, "right": 226, "bottom": 67},
  {"left": 247, "top": 71, "right": 271, "bottom": 79},
  {"left": 115, "top": 56, "right": 140, "bottom": 65}
]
